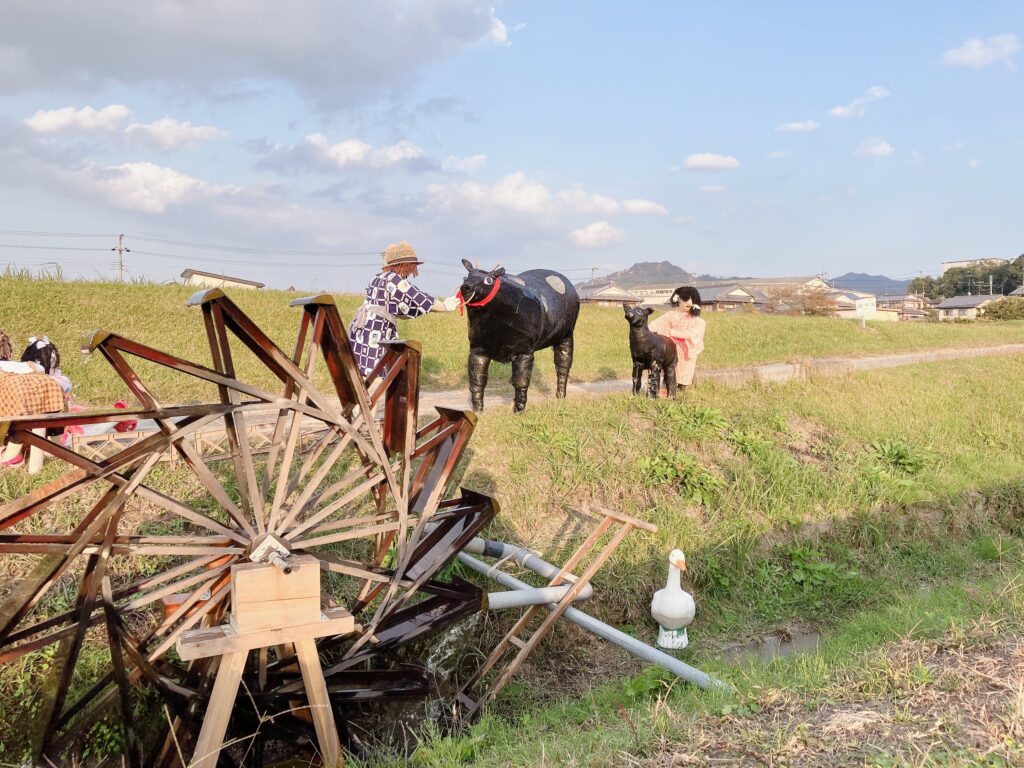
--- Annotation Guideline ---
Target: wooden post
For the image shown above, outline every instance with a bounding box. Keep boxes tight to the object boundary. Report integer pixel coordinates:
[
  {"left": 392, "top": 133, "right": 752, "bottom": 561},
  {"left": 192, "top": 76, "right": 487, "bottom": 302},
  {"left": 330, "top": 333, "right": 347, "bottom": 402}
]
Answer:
[
  {"left": 190, "top": 649, "right": 247, "bottom": 768},
  {"left": 176, "top": 560, "right": 352, "bottom": 767}
]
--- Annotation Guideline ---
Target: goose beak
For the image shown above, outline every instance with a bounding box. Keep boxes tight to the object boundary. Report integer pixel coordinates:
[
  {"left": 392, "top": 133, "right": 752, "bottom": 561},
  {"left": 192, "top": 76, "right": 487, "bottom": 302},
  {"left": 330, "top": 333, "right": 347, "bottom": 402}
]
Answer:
[{"left": 670, "top": 553, "right": 687, "bottom": 571}]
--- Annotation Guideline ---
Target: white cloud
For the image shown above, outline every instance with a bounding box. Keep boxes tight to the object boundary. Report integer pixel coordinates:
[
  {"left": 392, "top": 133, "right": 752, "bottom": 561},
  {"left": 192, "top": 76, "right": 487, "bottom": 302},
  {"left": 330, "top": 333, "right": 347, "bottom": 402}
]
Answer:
[
  {"left": 943, "top": 34, "right": 1020, "bottom": 69},
  {"left": 570, "top": 220, "right": 624, "bottom": 248},
  {"left": 426, "top": 171, "right": 667, "bottom": 225},
  {"left": 489, "top": 16, "right": 510, "bottom": 46},
  {"left": 25, "top": 104, "right": 133, "bottom": 133},
  {"left": 305, "top": 134, "right": 372, "bottom": 167},
  {"left": 442, "top": 154, "right": 487, "bottom": 174},
  {"left": 684, "top": 152, "right": 740, "bottom": 171},
  {"left": 70, "top": 161, "right": 236, "bottom": 213},
  {"left": 0, "top": 2, "right": 512, "bottom": 109},
  {"left": 622, "top": 198, "right": 668, "bottom": 215},
  {"left": 699, "top": 185, "right": 726, "bottom": 193},
  {"left": 828, "top": 86, "right": 890, "bottom": 118},
  {"left": 428, "top": 171, "right": 551, "bottom": 215},
  {"left": 259, "top": 134, "right": 430, "bottom": 173},
  {"left": 556, "top": 188, "right": 620, "bottom": 215},
  {"left": 776, "top": 120, "right": 818, "bottom": 132},
  {"left": 371, "top": 140, "right": 425, "bottom": 167},
  {"left": 941, "top": 141, "right": 965, "bottom": 152},
  {"left": 855, "top": 137, "right": 894, "bottom": 157},
  {"left": 125, "top": 116, "right": 226, "bottom": 150},
  {"left": 766, "top": 150, "right": 793, "bottom": 159},
  {"left": 969, "top": 158, "right": 980, "bottom": 170}
]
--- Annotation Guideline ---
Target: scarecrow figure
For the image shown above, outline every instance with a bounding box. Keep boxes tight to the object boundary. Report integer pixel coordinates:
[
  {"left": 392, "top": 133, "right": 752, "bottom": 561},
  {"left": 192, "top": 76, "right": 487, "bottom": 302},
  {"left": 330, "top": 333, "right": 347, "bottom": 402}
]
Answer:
[{"left": 348, "top": 242, "right": 458, "bottom": 378}]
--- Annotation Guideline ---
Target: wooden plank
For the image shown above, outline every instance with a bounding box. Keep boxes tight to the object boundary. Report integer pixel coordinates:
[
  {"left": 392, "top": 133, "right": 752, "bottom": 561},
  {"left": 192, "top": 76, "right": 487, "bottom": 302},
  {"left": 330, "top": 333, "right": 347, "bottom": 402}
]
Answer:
[
  {"left": 189, "top": 649, "right": 247, "bottom": 768},
  {"left": 231, "top": 556, "right": 319, "bottom": 604},
  {"left": 177, "top": 607, "right": 355, "bottom": 661},
  {"left": 295, "top": 637, "right": 342, "bottom": 767},
  {"left": 230, "top": 596, "right": 322, "bottom": 635}
]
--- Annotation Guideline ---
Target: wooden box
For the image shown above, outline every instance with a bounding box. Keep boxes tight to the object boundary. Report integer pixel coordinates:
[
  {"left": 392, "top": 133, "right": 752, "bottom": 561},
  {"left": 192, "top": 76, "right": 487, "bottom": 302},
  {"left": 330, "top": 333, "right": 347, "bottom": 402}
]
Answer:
[{"left": 230, "top": 555, "right": 322, "bottom": 635}]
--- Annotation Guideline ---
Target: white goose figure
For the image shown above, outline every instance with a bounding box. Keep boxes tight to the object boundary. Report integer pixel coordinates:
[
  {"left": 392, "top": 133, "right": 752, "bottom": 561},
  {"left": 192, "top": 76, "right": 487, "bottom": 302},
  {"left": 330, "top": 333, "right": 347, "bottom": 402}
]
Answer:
[{"left": 650, "top": 549, "right": 696, "bottom": 649}]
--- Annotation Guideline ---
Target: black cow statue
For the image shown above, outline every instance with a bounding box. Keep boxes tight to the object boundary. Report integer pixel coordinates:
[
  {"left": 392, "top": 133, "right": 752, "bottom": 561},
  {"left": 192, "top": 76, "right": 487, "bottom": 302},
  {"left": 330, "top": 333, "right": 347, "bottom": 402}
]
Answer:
[
  {"left": 459, "top": 259, "right": 580, "bottom": 413},
  {"left": 623, "top": 303, "right": 678, "bottom": 398}
]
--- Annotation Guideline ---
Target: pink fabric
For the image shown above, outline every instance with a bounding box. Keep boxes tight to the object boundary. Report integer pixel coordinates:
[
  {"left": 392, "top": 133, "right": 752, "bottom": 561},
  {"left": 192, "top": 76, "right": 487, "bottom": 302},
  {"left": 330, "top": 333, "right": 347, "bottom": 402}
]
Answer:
[{"left": 648, "top": 311, "right": 706, "bottom": 386}]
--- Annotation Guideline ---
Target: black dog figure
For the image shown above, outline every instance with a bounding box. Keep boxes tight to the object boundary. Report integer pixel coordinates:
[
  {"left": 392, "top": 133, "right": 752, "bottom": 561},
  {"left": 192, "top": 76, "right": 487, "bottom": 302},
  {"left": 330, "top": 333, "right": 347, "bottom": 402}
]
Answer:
[
  {"left": 623, "top": 303, "right": 677, "bottom": 398},
  {"left": 460, "top": 259, "right": 580, "bottom": 413}
]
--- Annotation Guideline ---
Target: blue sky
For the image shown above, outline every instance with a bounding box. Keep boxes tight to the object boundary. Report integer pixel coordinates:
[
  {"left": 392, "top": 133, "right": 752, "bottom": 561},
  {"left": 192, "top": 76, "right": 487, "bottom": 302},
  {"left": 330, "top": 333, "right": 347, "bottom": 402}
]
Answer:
[{"left": 0, "top": 1, "right": 1021, "bottom": 294}]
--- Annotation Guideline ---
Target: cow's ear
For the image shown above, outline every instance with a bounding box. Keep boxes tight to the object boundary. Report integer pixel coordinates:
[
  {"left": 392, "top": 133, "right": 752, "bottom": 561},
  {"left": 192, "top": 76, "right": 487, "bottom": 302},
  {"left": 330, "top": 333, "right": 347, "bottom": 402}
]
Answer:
[
  {"left": 622, "top": 302, "right": 629, "bottom": 311},
  {"left": 461, "top": 258, "right": 474, "bottom": 271},
  {"left": 491, "top": 267, "right": 506, "bottom": 278},
  {"left": 645, "top": 307, "right": 655, "bottom": 316}
]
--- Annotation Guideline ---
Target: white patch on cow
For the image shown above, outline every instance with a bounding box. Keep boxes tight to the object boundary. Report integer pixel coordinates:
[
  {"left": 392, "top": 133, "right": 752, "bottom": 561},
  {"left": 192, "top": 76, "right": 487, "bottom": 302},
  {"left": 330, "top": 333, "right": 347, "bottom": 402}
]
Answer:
[
  {"left": 545, "top": 275, "right": 566, "bottom": 294},
  {"left": 507, "top": 275, "right": 525, "bottom": 286}
]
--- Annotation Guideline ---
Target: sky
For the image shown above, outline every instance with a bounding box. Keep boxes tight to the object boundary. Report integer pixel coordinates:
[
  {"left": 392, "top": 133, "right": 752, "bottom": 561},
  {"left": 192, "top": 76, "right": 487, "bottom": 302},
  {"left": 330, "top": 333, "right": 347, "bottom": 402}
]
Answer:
[{"left": 0, "top": 1, "right": 1021, "bottom": 294}]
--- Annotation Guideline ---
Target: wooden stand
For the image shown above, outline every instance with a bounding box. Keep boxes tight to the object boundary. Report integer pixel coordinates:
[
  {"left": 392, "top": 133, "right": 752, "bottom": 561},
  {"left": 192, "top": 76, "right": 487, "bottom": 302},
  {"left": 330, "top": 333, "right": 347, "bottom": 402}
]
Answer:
[{"left": 176, "top": 556, "right": 354, "bottom": 768}]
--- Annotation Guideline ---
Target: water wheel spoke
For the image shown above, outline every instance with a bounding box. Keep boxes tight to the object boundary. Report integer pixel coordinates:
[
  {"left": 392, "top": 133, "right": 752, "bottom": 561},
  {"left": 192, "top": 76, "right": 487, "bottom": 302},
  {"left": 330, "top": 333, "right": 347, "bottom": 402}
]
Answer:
[{"left": 281, "top": 466, "right": 387, "bottom": 541}]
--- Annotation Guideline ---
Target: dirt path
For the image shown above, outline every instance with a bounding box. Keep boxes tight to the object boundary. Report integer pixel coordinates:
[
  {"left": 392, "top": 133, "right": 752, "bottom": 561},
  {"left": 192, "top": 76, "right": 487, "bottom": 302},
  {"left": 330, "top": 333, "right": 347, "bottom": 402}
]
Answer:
[
  {"left": 419, "top": 342, "right": 1024, "bottom": 413},
  {"left": 645, "top": 636, "right": 1024, "bottom": 767}
]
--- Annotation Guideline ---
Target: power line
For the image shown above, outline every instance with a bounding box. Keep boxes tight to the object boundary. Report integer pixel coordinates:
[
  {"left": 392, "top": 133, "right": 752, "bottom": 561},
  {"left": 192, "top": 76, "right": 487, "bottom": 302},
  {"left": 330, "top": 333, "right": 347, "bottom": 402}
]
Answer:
[
  {"left": 0, "top": 243, "right": 111, "bottom": 252},
  {"left": 0, "top": 229, "right": 118, "bottom": 238},
  {"left": 131, "top": 233, "right": 380, "bottom": 258}
]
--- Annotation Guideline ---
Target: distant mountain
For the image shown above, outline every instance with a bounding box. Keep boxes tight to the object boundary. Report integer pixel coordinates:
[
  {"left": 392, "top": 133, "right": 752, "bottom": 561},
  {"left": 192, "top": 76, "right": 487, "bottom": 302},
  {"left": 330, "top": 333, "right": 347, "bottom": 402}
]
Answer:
[
  {"left": 830, "top": 272, "right": 910, "bottom": 295},
  {"left": 596, "top": 261, "right": 692, "bottom": 288}
]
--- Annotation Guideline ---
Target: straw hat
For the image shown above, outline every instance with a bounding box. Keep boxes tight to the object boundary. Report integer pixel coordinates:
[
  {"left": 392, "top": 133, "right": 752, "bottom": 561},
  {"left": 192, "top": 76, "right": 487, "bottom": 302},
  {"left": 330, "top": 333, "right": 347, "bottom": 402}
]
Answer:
[{"left": 382, "top": 241, "right": 423, "bottom": 268}]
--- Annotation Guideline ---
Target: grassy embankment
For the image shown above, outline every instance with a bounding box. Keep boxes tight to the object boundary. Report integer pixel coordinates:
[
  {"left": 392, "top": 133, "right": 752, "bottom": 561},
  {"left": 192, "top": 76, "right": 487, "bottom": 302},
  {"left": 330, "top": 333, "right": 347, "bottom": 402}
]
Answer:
[
  {"left": 2, "top": 273, "right": 1024, "bottom": 404},
  {"left": 352, "top": 355, "right": 1024, "bottom": 767}
]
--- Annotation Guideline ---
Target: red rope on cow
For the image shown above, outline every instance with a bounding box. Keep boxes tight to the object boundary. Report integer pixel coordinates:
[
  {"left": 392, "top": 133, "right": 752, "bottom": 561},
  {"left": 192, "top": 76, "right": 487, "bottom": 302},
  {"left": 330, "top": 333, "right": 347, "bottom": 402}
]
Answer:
[{"left": 456, "top": 278, "right": 501, "bottom": 316}]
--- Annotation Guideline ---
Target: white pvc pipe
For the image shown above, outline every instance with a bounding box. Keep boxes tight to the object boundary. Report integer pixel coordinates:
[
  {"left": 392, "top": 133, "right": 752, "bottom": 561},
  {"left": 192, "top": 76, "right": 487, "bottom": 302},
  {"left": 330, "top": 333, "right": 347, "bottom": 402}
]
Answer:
[
  {"left": 459, "top": 536, "right": 593, "bottom": 610},
  {"left": 457, "top": 551, "right": 731, "bottom": 693}
]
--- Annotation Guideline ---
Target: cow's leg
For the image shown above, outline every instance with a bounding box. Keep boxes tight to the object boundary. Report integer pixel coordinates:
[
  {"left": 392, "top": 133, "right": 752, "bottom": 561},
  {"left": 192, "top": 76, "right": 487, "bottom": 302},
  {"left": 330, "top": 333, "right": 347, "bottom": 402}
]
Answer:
[
  {"left": 510, "top": 352, "right": 535, "bottom": 413},
  {"left": 553, "top": 336, "right": 574, "bottom": 399},
  {"left": 664, "top": 363, "right": 677, "bottom": 398},
  {"left": 468, "top": 349, "right": 491, "bottom": 412},
  {"left": 631, "top": 362, "right": 644, "bottom": 395},
  {"left": 647, "top": 363, "right": 661, "bottom": 399}
]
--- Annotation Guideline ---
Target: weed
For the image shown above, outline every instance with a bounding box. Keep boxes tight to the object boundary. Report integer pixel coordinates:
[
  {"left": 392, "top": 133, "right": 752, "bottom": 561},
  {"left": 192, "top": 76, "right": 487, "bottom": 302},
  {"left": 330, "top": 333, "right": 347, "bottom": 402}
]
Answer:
[
  {"left": 637, "top": 449, "right": 724, "bottom": 505},
  {"left": 867, "top": 439, "right": 930, "bottom": 476}
]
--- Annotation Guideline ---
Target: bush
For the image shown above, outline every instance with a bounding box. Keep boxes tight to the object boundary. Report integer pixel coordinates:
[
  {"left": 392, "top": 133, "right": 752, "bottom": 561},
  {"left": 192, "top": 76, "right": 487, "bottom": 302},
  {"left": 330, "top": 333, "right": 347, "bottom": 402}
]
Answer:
[{"left": 982, "top": 297, "right": 1024, "bottom": 321}]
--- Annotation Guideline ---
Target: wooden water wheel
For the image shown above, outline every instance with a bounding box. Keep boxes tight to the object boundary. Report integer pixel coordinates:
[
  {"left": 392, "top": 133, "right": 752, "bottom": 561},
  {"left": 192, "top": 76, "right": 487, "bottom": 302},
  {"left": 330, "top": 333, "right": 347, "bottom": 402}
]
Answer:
[{"left": 0, "top": 290, "right": 494, "bottom": 766}]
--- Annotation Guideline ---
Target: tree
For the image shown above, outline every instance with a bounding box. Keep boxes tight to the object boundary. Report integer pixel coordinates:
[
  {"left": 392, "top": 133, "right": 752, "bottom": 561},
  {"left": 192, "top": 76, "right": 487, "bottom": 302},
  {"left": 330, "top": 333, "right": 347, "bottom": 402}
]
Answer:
[
  {"left": 911, "top": 255, "right": 1024, "bottom": 300},
  {"left": 764, "top": 286, "right": 836, "bottom": 316},
  {"left": 982, "top": 297, "right": 1024, "bottom": 321}
]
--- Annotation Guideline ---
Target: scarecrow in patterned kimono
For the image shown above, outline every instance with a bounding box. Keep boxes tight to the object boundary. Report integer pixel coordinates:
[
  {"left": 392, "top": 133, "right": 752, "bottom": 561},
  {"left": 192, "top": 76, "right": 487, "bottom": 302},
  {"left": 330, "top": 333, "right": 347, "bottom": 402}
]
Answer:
[
  {"left": 647, "top": 286, "right": 706, "bottom": 391},
  {"left": 348, "top": 241, "right": 459, "bottom": 377}
]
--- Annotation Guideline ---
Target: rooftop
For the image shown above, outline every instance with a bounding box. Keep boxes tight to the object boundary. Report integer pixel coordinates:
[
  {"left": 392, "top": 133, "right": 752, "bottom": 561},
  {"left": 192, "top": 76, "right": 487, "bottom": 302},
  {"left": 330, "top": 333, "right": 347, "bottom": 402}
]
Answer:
[
  {"left": 935, "top": 294, "right": 1004, "bottom": 309},
  {"left": 180, "top": 269, "right": 266, "bottom": 288}
]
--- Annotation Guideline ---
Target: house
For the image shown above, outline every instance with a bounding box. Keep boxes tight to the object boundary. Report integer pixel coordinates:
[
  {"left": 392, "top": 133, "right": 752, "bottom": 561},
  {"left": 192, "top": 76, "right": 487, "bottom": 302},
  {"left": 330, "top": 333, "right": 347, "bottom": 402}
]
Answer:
[
  {"left": 726, "top": 275, "right": 830, "bottom": 297},
  {"left": 935, "top": 294, "right": 1005, "bottom": 321},
  {"left": 577, "top": 280, "right": 642, "bottom": 307},
  {"left": 630, "top": 283, "right": 684, "bottom": 305},
  {"left": 181, "top": 269, "right": 266, "bottom": 290},
  {"left": 689, "top": 283, "right": 760, "bottom": 312},
  {"left": 828, "top": 290, "right": 900, "bottom": 322},
  {"left": 940, "top": 258, "right": 1008, "bottom": 276},
  {"left": 1010, "top": 286, "right": 1024, "bottom": 297},
  {"left": 876, "top": 293, "right": 933, "bottom": 320},
  {"left": 876, "top": 293, "right": 930, "bottom": 312}
]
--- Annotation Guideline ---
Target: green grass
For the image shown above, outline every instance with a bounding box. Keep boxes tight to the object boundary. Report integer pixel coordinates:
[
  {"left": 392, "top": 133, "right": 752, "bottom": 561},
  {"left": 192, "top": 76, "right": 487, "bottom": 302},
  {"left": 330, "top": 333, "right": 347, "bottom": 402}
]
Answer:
[
  {"left": 390, "top": 563, "right": 1024, "bottom": 767},
  {"left": 3, "top": 273, "right": 1024, "bottom": 404}
]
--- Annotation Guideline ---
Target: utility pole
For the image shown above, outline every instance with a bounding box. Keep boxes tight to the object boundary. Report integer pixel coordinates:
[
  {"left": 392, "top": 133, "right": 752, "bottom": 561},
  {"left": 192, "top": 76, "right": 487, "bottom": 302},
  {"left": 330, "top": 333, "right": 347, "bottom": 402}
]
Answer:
[
  {"left": 112, "top": 234, "right": 129, "bottom": 284},
  {"left": 989, "top": 274, "right": 994, "bottom": 295},
  {"left": 590, "top": 266, "right": 599, "bottom": 282}
]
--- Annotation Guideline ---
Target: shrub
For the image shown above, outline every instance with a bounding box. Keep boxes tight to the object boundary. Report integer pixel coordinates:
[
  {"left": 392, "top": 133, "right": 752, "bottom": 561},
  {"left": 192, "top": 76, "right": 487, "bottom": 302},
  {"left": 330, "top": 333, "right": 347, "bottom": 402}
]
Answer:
[{"left": 982, "top": 297, "right": 1024, "bottom": 321}]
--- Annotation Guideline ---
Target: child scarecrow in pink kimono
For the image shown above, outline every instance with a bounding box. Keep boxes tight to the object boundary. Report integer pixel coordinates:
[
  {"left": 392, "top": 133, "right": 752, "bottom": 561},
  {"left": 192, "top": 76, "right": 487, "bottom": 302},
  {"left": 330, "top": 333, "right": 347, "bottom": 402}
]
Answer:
[
  {"left": 648, "top": 286, "right": 705, "bottom": 391},
  {"left": 348, "top": 241, "right": 458, "bottom": 378}
]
